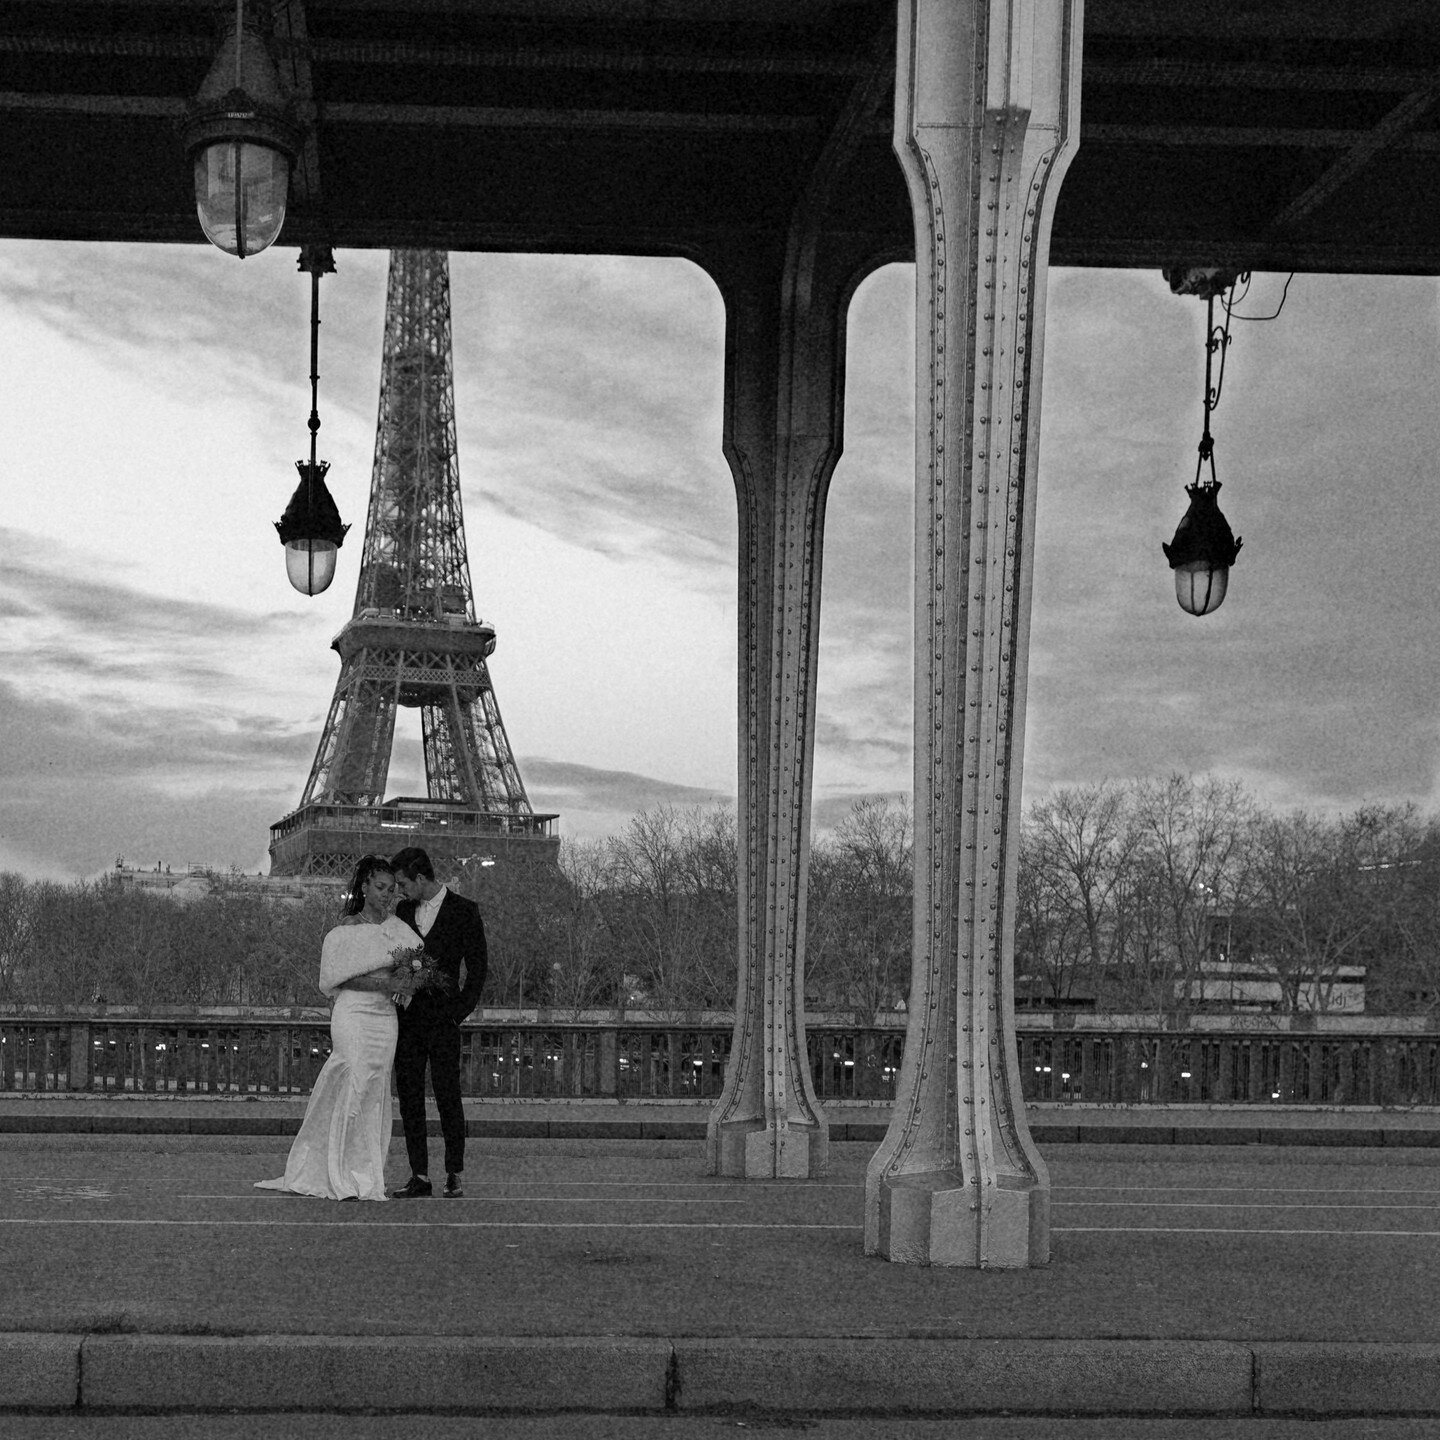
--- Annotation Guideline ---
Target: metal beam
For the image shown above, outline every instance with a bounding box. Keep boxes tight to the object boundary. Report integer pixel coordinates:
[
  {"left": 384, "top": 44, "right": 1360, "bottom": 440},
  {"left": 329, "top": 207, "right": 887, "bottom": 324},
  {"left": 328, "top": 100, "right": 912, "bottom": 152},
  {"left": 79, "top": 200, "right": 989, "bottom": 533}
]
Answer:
[{"left": 1270, "top": 72, "right": 1440, "bottom": 230}]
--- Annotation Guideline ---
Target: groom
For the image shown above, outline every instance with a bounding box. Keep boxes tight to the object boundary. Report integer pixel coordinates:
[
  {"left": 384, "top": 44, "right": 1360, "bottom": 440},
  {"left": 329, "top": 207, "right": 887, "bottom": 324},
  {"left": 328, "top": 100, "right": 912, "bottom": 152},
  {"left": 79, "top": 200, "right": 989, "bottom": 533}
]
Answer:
[{"left": 389, "top": 847, "right": 487, "bottom": 1199}]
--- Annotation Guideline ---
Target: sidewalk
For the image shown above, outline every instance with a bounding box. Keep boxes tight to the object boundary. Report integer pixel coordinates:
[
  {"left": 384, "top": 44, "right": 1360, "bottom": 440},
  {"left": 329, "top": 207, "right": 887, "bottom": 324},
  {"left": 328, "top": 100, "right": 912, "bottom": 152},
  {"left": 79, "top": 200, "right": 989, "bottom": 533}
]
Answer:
[{"left": 2, "top": 1093, "right": 1440, "bottom": 1144}]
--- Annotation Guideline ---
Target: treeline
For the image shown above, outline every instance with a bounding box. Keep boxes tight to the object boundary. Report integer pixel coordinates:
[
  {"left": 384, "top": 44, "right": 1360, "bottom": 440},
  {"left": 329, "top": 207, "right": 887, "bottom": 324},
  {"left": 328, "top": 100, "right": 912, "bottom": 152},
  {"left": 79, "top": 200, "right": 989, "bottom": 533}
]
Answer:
[
  {"left": 0, "top": 871, "right": 336, "bottom": 1010},
  {"left": 1017, "top": 776, "right": 1440, "bottom": 1015},
  {"left": 3, "top": 779, "right": 1439, "bottom": 1015},
  {"left": 0, "top": 801, "right": 907, "bottom": 1015}
]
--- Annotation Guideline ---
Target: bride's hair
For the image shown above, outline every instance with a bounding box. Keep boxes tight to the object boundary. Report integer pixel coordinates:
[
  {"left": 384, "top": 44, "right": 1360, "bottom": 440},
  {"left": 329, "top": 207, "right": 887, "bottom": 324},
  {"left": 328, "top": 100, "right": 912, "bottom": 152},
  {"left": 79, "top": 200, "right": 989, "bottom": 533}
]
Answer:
[{"left": 343, "top": 855, "right": 394, "bottom": 917}]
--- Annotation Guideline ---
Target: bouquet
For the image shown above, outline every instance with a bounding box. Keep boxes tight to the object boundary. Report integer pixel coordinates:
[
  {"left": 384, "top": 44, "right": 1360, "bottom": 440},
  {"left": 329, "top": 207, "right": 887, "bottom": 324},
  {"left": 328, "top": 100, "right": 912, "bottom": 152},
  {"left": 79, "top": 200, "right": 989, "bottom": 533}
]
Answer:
[{"left": 390, "top": 944, "right": 455, "bottom": 1007}]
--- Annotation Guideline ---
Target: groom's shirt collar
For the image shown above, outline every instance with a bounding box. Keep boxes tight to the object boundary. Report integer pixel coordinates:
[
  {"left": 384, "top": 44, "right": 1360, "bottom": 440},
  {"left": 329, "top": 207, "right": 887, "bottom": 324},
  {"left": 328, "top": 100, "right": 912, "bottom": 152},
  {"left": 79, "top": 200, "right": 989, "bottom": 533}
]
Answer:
[{"left": 416, "top": 883, "right": 448, "bottom": 936}]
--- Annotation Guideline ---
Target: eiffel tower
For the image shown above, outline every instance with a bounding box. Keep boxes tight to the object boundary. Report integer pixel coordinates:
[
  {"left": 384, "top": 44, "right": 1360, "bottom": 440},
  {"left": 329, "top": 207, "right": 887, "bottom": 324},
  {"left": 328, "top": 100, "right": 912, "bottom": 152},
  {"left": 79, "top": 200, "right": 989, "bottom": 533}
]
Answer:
[{"left": 269, "top": 250, "right": 557, "bottom": 879}]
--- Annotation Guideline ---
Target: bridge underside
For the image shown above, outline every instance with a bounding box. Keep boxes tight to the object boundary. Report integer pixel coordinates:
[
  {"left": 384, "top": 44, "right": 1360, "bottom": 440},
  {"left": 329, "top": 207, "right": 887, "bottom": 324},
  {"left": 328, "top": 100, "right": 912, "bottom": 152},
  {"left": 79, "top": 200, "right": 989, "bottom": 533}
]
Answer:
[{"left": 2, "top": 1, "right": 1439, "bottom": 277}]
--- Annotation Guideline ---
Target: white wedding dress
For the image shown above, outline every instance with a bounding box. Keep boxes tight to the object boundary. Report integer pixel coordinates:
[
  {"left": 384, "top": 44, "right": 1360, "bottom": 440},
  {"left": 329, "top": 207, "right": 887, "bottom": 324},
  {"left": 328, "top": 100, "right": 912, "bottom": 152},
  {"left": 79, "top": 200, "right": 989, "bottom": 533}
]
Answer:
[{"left": 256, "top": 915, "right": 420, "bottom": 1201}]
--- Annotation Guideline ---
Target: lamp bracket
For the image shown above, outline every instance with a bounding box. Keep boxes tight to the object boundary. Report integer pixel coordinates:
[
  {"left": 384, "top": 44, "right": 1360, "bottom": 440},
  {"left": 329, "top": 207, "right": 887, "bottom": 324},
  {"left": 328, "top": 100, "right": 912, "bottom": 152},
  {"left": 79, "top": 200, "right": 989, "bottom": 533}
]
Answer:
[
  {"left": 298, "top": 245, "right": 336, "bottom": 277},
  {"left": 179, "top": 92, "right": 301, "bottom": 159},
  {"left": 1163, "top": 265, "right": 1242, "bottom": 300}
]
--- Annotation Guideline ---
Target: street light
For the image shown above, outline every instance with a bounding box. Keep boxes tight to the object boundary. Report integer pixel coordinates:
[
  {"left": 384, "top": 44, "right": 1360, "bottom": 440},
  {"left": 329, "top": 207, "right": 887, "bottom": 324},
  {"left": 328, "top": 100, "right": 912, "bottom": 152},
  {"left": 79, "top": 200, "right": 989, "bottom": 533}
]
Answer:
[
  {"left": 179, "top": 0, "right": 300, "bottom": 258},
  {"left": 275, "top": 246, "right": 348, "bottom": 594},
  {"left": 1161, "top": 266, "right": 1245, "bottom": 617},
  {"left": 1164, "top": 479, "right": 1242, "bottom": 617}
]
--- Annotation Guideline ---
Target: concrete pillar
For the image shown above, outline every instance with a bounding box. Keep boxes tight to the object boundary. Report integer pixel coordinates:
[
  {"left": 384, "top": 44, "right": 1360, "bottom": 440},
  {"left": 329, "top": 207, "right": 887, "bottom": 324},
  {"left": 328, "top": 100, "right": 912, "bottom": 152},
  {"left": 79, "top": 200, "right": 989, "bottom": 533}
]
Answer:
[{"left": 865, "top": 0, "right": 1083, "bottom": 1266}]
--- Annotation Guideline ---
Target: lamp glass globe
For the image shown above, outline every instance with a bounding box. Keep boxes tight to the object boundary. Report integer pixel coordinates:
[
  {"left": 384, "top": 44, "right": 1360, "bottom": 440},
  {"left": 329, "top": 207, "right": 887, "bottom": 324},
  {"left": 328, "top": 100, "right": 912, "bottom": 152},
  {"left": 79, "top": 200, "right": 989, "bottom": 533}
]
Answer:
[
  {"left": 284, "top": 539, "right": 338, "bottom": 596},
  {"left": 194, "top": 141, "right": 289, "bottom": 258},
  {"left": 1174, "top": 560, "right": 1228, "bottom": 616}
]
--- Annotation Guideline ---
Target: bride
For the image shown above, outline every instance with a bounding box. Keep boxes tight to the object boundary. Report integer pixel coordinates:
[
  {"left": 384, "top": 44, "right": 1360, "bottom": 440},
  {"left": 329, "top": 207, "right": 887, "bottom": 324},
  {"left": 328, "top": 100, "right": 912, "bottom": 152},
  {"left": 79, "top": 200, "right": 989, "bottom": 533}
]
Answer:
[{"left": 257, "top": 855, "right": 420, "bottom": 1201}]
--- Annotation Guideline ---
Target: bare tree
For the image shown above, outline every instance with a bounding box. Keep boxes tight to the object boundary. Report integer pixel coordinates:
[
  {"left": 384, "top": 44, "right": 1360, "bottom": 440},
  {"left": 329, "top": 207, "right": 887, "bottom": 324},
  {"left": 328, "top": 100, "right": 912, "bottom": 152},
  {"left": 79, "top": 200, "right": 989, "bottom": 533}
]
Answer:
[
  {"left": 548, "top": 839, "right": 622, "bottom": 1014},
  {"left": 0, "top": 873, "right": 38, "bottom": 1004},
  {"left": 1014, "top": 821, "right": 1087, "bottom": 1006},
  {"left": 672, "top": 805, "right": 739, "bottom": 1007},
  {"left": 1241, "top": 806, "right": 1411, "bottom": 1012},
  {"left": 602, "top": 806, "right": 737, "bottom": 1008},
  {"left": 1342, "top": 808, "right": 1439, "bottom": 1015},
  {"left": 1021, "top": 783, "right": 1142, "bottom": 1004},
  {"left": 807, "top": 798, "right": 912, "bottom": 1015},
  {"left": 1128, "top": 774, "right": 1257, "bottom": 1018}
]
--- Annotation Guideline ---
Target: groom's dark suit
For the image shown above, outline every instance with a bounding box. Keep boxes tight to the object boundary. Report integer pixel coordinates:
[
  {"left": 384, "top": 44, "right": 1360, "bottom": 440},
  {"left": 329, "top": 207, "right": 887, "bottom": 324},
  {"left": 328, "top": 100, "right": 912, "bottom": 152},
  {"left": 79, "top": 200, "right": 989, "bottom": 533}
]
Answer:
[{"left": 393, "top": 888, "right": 487, "bottom": 1178}]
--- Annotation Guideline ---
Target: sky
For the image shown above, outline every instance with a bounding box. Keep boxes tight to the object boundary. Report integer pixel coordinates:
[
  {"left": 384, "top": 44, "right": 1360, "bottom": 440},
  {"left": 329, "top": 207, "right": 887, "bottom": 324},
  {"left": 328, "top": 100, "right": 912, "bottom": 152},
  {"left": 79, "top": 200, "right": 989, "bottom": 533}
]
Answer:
[{"left": 1, "top": 240, "right": 1438, "bottom": 881}]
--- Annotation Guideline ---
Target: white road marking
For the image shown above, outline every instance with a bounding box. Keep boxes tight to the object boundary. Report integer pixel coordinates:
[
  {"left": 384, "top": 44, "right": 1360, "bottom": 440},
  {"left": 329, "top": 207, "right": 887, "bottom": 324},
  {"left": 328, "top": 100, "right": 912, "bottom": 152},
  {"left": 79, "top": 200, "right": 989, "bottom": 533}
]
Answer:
[
  {"left": 179, "top": 1195, "right": 751, "bottom": 1204},
  {"left": 468, "top": 1180, "right": 863, "bottom": 1189},
  {"left": 1055, "top": 1225, "right": 1440, "bottom": 1237},
  {"left": 1056, "top": 1200, "right": 1440, "bottom": 1210},
  {"left": 13, "top": 1185, "right": 113, "bottom": 1201},
  {"left": 0, "top": 1218, "right": 862, "bottom": 1230},
  {"left": 1055, "top": 1184, "right": 1440, "bottom": 1195}
]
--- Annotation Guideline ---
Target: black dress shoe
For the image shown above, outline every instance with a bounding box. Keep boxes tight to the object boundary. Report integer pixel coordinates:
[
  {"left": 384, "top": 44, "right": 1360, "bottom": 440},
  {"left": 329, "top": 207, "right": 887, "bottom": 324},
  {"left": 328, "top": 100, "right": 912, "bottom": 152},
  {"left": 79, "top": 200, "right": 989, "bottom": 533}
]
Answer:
[
  {"left": 391, "top": 1175, "right": 432, "bottom": 1199},
  {"left": 443, "top": 1173, "right": 463, "bottom": 1198}
]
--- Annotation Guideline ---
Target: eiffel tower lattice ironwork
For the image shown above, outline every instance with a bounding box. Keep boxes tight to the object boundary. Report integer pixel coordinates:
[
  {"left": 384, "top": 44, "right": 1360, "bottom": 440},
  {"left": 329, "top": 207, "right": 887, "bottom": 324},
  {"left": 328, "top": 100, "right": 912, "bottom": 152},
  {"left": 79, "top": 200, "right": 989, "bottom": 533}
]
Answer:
[{"left": 269, "top": 249, "right": 557, "bottom": 879}]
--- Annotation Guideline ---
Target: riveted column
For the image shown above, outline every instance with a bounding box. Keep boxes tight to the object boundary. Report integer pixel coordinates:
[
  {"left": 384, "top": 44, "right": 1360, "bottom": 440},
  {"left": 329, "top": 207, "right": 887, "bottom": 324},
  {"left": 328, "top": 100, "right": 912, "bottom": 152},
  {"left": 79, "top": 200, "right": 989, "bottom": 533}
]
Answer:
[
  {"left": 705, "top": 225, "right": 877, "bottom": 1179},
  {"left": 705, "top": 35, "right": 896, "bottom": 1181},
  {"left": 865, "top": 0, "right": 1082, "bottom": 1265}
]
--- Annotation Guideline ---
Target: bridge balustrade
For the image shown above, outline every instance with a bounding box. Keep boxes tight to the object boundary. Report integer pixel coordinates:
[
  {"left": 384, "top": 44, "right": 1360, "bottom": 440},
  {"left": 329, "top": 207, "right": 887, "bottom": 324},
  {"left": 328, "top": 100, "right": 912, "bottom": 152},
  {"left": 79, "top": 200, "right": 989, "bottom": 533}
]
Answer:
[{"left": 3, "top": 1012, "right": 1439, "bottom": 1106}]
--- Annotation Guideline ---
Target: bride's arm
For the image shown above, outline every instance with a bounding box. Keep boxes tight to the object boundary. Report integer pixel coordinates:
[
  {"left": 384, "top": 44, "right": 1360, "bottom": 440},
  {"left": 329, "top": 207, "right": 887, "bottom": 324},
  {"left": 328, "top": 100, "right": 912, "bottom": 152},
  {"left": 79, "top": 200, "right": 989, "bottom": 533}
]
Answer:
[
  {"left": 320, "top": 928, "right": 418, "bottom": 997},
  {"left": 339, "top": 965, "right": 418, "bottom": 994},
  {"left": 337, "top": 968, "right": 401, "bottom": 993}
]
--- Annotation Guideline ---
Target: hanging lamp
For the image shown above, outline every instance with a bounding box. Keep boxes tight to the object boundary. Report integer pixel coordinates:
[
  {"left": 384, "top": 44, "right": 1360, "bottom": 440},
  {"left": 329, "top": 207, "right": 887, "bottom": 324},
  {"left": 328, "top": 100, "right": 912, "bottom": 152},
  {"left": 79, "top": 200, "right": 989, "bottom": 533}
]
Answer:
[
  {"left": 1161, "top": 267, "right": 1245, "bottom": 617},
  {"left": 180, "top": 0, "right": 300, "bottom": 258},
  {"left": 275, "top": 246, "right": 348, "bottom": 594}
]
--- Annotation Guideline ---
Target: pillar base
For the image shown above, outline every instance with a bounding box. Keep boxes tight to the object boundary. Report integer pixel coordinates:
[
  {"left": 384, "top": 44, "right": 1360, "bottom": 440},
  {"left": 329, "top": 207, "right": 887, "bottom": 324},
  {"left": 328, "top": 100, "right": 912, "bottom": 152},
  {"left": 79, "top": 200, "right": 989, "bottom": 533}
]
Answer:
[
  {"left": 708, "top": 1117, "right": 829, "bottom": 1179},
  {"left": 868, "top": 1169, "right": 1049, "bottom": 1268}
]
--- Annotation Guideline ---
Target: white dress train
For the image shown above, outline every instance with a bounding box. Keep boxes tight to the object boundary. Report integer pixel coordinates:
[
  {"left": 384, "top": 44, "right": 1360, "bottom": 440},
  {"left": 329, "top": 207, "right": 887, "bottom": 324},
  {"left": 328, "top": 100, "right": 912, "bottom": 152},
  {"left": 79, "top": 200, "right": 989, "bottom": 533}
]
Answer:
[{"left": 256, "top": 915, "right": 419, "bottom": 1201}]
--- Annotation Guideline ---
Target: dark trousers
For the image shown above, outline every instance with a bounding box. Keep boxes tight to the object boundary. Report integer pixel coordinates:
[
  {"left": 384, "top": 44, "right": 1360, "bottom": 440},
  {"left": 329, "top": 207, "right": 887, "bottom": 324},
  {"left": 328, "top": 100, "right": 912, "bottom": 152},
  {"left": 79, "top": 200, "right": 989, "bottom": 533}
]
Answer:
[{"left": 394, "top": 1017, "right": 465, "bottom": 1177}]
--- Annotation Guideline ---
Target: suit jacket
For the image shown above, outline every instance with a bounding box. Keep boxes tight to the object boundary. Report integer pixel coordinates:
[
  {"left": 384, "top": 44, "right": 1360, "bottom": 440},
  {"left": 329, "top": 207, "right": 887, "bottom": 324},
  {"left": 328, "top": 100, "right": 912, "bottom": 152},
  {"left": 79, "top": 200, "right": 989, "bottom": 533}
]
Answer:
[{"left": 394, "top": 889, "right": 487, "bottom": 1027}]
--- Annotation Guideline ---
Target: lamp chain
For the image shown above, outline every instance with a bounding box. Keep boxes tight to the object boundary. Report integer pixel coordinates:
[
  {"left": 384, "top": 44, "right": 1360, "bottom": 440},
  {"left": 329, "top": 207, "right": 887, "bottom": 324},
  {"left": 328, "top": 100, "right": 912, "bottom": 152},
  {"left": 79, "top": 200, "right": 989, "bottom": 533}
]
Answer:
[
  {"left": 1196, "top": 284, "right": 1238, "bottom": 487},
  {"left": 234, "top": 0, "right": 243, "bottom": 90},
  {"left": 308, "top": 263, "right": 321, "bottom": 465}
]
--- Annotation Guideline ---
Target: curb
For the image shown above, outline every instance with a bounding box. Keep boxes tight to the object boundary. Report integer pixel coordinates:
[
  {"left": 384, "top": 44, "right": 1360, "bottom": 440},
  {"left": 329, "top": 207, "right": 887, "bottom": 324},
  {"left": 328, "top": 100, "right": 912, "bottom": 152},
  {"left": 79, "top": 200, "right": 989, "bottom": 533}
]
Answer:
[
  {"left": 4, "top": 1334, "right": 1440, "bottom": 1415},
  {"left": 3, "top": 1113, "right": 1438, "bottom": 1144}
]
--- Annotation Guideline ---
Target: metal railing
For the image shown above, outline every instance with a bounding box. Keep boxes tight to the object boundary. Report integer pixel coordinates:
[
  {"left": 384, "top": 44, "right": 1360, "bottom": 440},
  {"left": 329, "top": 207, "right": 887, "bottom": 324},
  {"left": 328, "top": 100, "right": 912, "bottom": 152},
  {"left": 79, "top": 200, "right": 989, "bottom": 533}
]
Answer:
[{"left": 3, "top": 1009, "right": 1439, "bottom": 1106}]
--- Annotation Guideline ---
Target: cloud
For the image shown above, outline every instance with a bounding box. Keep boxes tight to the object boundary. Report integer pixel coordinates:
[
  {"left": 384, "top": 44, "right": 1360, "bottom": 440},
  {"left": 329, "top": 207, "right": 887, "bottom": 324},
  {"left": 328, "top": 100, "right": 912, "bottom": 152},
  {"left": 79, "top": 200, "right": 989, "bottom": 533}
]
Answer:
[
  {"left": 450, "top": 253, "right": 734, "bottom": 589},
  {"left": 0, "top": 241, "right": 390, "bottom": 435},
  {"left": 812, "top": 791, "right": 910, "bottom": 837},
  {"left": 0, "top": 539, "right": 321, "bottom": 878},
  {"left": 524, "top": 756, "right": 731, "bottom": 823},
  {"left": 0, "top": 678, "right": 312, "bottom": 787},
  {"left": 0, "top": 529, "right": 295, "bottom": 634},
  {"left": 0, "top": 652, "right": 303, "bottom": 878},
  {"left": 0, "top": 531, "right": 323, "bottom": 744},
  {"left": 1, "top": 781, "right": 288, "bottom": 882}
]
